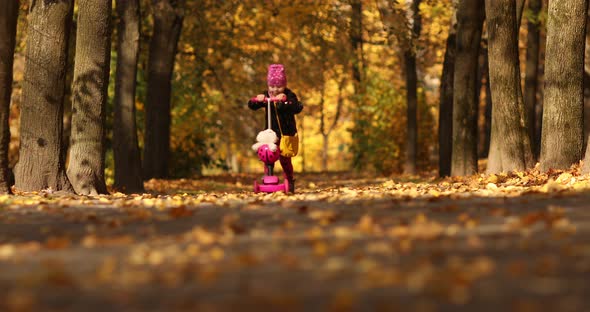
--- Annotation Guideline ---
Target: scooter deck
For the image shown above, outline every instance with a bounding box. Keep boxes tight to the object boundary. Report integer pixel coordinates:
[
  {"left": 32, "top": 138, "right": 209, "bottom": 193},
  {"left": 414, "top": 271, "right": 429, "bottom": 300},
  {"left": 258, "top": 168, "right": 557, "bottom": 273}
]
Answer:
[{"left": 253, "top": 178, "right": 289, "bottom": 193}]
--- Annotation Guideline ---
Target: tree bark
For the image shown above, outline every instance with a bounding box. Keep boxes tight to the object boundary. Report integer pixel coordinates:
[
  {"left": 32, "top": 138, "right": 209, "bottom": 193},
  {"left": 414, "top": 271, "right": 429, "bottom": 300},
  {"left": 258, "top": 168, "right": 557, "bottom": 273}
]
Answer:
[
  {"left": 479, "top": 38, "right": 493, "bottom": 159},
  {"left": 541, "top": 0, "right": 587, "bottom": 172},
  {"left": 404, "top": 0, "right": 422, "bottom": 175},
  {"left": 482, "top": 56, "right": 492, "bottom": 159},
  {"left": 524, "top": 0, "right": 542, "bottom": 159},
  {"left": 113, "top": 0, "right": 144, "bottom": 193},
  {"left": 143, "top": 0, "right": 184, "bottom": 179},
  {"left": 584, "top": 7, "right": 590, "bottom": 147},
  {"left": 0, "top": 1, "right": 19, "bottom": 194},
  {"left": 438, "top": 28, "right": 456, "bottom": 177},
  {"left": 451, "top": 0, "right": 484, "bottom": 176},
  {"left": 439, "top": 4, "right": 458, "bottom": 177},
  {"left": 14, "top": 0, "right": 74, "bottom": 192},
  {"left": 486, "top": 0, "right": 534, "bottom": 174},
  {"left": 67, "top": 0, "right": 112, "bottom": 195},
  {"left": 517, "top": 0, "right": 527, "bottom": 29}
]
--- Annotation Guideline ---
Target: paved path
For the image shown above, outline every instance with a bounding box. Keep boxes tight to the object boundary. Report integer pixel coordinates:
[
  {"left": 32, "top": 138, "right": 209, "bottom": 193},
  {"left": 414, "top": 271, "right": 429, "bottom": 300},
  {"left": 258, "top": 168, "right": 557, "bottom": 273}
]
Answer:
[{"left": 0, "top": 173, "right": 589, "bottom": 311}]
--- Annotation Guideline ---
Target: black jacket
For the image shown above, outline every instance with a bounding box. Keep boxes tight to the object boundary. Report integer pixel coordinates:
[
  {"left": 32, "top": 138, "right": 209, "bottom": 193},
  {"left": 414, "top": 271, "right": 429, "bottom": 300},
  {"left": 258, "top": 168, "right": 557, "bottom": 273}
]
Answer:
[{"left": 248, "top": 88, "right": 303, "bottom": 137}]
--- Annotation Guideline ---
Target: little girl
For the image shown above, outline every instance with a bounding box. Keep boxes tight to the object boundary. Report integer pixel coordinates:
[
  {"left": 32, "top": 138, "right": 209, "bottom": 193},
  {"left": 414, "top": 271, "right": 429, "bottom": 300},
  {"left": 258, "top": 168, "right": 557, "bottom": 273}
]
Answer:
[{"left": 248, "top": 64, "right": 303, "bottom": 192}]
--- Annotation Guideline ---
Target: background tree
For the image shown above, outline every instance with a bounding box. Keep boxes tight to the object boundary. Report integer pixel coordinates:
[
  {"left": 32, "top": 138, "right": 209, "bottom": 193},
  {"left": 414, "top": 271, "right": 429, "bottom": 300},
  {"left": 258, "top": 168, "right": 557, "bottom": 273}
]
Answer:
[
  {"left": 438, "top": 2, "right": 457, "bottom": 177},
  {"left": 478, "top": 35, "right": 492, "bottom": 159},
  {"left": 403, "top": 0, "right": 422, "bottom": 175},
  {"left": 517, "top": 0, "right": 527, "bottom": 28},
  {"left": 143, "top": 0, "right": 185, "bottom": 179},
  {"left": 450, "top": 0, "right": 484, "bottom": 176},
  {"left": 524, "top": 0, "right": 542, "bottom": 158},
  {"left": 319, "top": 77, "right": 345, "bottom": 171},
  {"left": 0, "top": 1, "right": 19, "bottom": 194},
  {"left": 540, "top": 0, "right": 587, "bottom": 171},
  {"left": 6, "top": 1, "right": 459, "bottom": 180},
  {"left": 113, "top": 0, "right": 144, "bottom": 193},
  {"left": 486, "top": 0, "right": 533, "bottom": 174},
  {"left": 14, "top": 0, "right": 74, "bottom": 192},
  {"left": 349, "top": 0, "right": 366, "bottom": 169},
  {"left": 68, "top": 0, "right": 112, "bottom": 195}
]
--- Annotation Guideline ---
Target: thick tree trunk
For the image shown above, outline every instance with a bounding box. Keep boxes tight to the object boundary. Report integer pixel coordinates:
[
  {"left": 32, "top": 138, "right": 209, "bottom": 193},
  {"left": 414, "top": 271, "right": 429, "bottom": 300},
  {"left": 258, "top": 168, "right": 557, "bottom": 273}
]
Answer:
[
  {"left": 542, "top": 0, "right": 587, "bottom": 171},
  {"left": 439, "top": 4, "right": 458, "bottom": 177},
  {"left": 61, "top": 20, "right": 76, "bottom": 169},
  {"left": 451, "top": 0, "right": 484, "bottom": 176},
  {"left": 143, "top": 0, "right": 184, "bottom": 179},
  {"left": 404, "top": 0, "right": 422, "bottom": 175},
  {"left": 524, "top": 0, "right": 542, "bottom": 159},
  {"left": 486, "top": 0, "right": 534, "bottom": 174},
  {"left": 438, "top": 29, "right": 456, "bottom": 177},
  {"left": 67, "top": 0, "right": 111, "bottom": 195},
  {"left": 14, "top": 0, "right": 74, "bottom": 192},
  {"left": 585, "top": 8, "right": 590, "bottom": 147},
  {"left": 114, "top": 0, "right": 144, "bottom": 193},
  {"left": 0, "top": 2, "right": 18, "bottom": 194}
]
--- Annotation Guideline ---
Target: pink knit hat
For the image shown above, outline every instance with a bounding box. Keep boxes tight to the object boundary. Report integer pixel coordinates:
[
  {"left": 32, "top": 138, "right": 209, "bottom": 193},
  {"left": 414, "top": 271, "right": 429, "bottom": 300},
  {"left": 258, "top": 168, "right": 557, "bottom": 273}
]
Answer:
[{"left": 267, "top": 64, "right": 287, "bottom": 86}]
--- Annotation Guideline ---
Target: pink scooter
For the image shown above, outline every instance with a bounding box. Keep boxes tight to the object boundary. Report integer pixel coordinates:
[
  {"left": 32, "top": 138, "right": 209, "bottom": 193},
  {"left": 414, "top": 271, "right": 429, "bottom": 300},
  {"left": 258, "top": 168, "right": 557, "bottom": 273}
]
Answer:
[{"left": 252, "top": 96, "right": 290, "bottom": 193}]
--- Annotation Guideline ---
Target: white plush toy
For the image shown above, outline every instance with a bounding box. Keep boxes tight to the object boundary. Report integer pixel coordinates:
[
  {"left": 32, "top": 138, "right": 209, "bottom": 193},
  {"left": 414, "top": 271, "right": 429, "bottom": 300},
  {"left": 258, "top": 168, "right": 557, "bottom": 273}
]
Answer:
[{"left": 252, "top": 129, "right": 278, "bottom": 152}]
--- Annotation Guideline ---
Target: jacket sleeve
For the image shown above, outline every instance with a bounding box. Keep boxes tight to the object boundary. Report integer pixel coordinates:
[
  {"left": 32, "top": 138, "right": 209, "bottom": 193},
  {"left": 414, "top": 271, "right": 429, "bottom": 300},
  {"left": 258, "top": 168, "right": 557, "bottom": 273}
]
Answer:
[
  {"left": 248, "top": 97, "right": 264, "bottom": 110},
  {"left": 277, "top": 90, "right": 303, "bottom": 114}
]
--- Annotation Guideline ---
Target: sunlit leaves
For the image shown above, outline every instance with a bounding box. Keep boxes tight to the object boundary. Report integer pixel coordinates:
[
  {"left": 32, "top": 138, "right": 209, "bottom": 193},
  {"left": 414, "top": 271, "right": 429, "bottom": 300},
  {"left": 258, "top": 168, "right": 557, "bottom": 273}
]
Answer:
[{"left": 1, "top": 168, "right": 590, "bottom": 308}]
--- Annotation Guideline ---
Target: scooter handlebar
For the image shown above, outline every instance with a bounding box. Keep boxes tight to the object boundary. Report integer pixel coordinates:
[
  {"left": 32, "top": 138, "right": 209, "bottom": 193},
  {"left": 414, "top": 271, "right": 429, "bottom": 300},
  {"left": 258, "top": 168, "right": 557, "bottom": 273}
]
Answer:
[{"left": 250, "top": 96, "right": 286, "bottom": 103}]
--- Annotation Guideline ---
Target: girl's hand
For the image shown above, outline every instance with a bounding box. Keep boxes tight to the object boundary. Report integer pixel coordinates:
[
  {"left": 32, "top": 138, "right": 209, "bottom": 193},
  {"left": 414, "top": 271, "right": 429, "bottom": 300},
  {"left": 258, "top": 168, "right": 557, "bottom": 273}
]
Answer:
[
  {"left": 277, "top": 93, "right": 286, "bottom": 101},
  {"left": 256, "top": 94, "right": 265, "bottom": 102}
]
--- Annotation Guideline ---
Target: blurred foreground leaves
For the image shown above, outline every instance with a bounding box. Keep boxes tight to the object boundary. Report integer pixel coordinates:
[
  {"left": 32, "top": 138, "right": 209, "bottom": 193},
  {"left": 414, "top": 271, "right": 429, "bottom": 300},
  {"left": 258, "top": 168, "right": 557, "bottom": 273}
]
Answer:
[{"left": 0, "top": 166, "right": 589, "bottom": 311}]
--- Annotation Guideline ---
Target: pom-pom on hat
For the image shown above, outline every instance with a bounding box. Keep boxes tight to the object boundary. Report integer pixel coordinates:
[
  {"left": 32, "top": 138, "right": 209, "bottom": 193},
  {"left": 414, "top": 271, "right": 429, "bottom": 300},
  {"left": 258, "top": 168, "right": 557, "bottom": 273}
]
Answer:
[{"left": 267, "top": 64, "right": 287, "bottom": 87}]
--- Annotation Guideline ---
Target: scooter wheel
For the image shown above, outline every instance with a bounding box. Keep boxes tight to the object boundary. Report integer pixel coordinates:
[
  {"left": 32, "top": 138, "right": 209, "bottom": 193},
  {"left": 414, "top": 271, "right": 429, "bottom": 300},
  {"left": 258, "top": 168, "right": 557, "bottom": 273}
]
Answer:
[
  {"left": 284, "top": 179, "right": 289, "bottom": 193},
  {"left": 254, "top": 181, "right": 259, "bottom": 193}
]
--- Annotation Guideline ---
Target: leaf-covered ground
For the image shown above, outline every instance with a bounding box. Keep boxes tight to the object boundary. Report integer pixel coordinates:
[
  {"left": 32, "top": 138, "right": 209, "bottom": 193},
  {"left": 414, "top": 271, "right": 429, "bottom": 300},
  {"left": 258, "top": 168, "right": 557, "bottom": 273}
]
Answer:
[{"left": 1, "top": 167, "right": 590, "bottom": 311}]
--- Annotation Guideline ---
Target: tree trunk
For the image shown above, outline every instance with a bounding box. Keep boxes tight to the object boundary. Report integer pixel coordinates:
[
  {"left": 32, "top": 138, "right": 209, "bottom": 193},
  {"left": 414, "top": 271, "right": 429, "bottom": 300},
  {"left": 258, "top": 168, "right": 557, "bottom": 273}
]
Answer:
[
  {"left": 524, "top": 0, "right": 542, "bottom": 159},
  {"left": 61, "top": 19, "right": 77, "bottom": 169},
  {"left": 350, "top": 0, "right": 363, "bottom": 94},
  {"left": 479, "top": 38, "right": 493, "bottom": 159},
  {"left": 585, "top": 7, "right": 590, "bottom": 147},
  {"left": 451, "top": 0, "right": 484, "bottom": 176},
  {"left": 143, "top": 0, "right": 184, "bottom": 179},
  {"left": 14, "top": 0, "right": 74, "bottom": 193},
  {"left": 405, "top": 51, "right": 418, "bottom": 175},
  {"left": 486, "top": 0, "right": 534, "bottom": 174},
  {"left": 67, "top": 0, "right": 112, "bottom": 195},
  {"left": 114, "top": 0, "right": 144, "bottom": 193},
  {"left": 349, "top": 0, "right": 365, "bottom": 169},
  {"left": 0, "top": 1, "right": 18, "bottom": 194},
  {"left": 542, "top": 0, "right": 587, "bottom": 172},
  {"left": 482, "top": 53, "right": 492, "bottom": 159},
  {"left": 319, "top": 77, "right": 344, "bottom": 172},
  {"left": 439, "top": 3, "right": 458, "bottom": 177},
  {"left": 404, "top": 0, "right": 422, "bottom": 175},
  {"left": 322, "top": 134, "right": 329, "bottom": 171},
  {"left": 438, "top": 28, "right": 456, "bottom": 177},
  {"left": 517, "top": 0, "right": 527, "bottom": 29}
]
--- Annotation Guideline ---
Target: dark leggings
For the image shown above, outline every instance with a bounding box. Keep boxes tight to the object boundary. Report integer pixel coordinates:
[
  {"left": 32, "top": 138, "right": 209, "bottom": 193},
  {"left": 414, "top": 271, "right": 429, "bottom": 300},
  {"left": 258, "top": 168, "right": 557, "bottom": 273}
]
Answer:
[
  {"left": 263, "top": 137, "right": 294, "bottom": 180},
  {"left": 264, "top": 155, "right": 293, "bottom": 181},
  {"left": 279, "top": 155, "right": 294, "bottom": 180}
]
